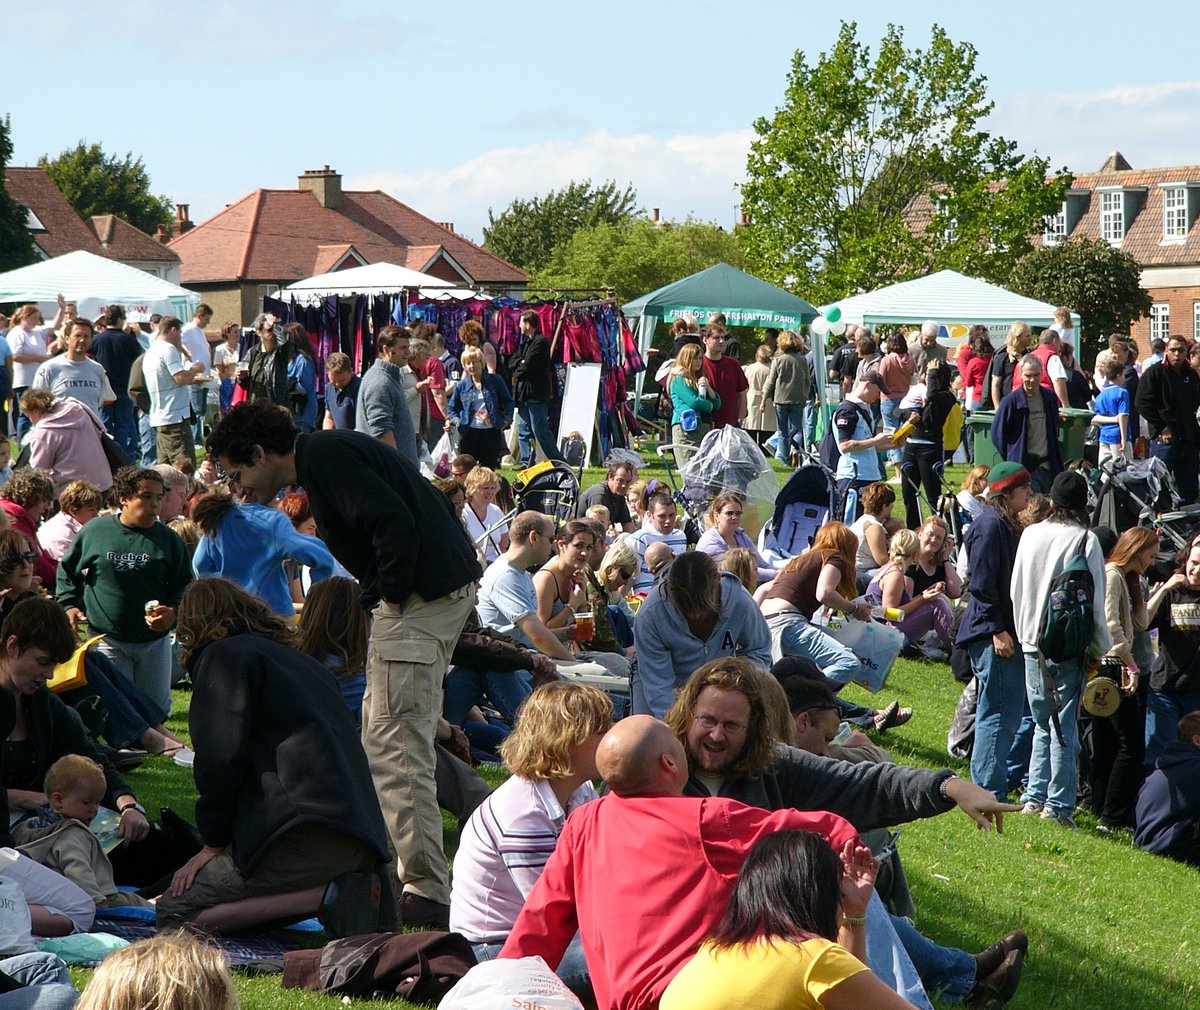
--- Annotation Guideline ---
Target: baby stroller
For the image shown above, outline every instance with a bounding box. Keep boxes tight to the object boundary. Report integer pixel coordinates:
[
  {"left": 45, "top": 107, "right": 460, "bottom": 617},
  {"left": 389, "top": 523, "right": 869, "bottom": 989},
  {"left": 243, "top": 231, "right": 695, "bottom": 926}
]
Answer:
[
  {"left": 472, "top": 460, "right": 581, "bottom": 552},
  {"left": 759, "top": 464, "right": 839, "bottom": 562}
]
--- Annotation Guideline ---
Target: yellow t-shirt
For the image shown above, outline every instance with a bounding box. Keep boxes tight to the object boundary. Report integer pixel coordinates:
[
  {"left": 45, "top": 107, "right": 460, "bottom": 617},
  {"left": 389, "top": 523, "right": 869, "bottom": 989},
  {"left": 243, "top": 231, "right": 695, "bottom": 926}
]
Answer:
[{"left": 660, "top": 936, "right": 868, "bottom": 1010}]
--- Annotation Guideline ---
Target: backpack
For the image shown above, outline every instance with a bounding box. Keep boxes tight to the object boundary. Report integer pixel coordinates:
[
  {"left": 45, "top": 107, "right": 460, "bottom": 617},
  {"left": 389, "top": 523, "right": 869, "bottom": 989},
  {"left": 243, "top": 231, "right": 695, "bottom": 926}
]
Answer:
[
  {"left": 1037, "top": 532, "right": 1094, "bottom": 663},
  {"left": 819, "top": 401, "right": 873, "bottom": 471},
  {"left": 128, "top": 352, "right": 151, "bottom": 413}
]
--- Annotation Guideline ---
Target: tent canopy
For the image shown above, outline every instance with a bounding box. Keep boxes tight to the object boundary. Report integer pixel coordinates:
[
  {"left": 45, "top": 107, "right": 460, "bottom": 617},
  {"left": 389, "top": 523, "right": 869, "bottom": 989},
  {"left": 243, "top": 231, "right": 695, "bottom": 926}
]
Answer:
[
  {"left": 0, "top": 249, "right": 199, "bottom": 320},
  {"left": 820, "top": 270, "right": 1079, "bottom": 343},
  {"left": 277, "top": 261, "right": 478, "bottom": 301},
  {"left": 623, "top": 262, "right": 818, "bottom": 329}
]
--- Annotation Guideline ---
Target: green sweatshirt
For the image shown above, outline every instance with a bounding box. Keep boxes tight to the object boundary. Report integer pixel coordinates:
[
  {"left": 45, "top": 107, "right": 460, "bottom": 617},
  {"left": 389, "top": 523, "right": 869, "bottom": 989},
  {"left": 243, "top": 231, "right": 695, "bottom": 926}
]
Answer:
[
  {"left": 56, "top": 516, "right": 193, "bottom": 643},
  {"left": 669, "top": 375, "right": 721, "bottom": 426}
]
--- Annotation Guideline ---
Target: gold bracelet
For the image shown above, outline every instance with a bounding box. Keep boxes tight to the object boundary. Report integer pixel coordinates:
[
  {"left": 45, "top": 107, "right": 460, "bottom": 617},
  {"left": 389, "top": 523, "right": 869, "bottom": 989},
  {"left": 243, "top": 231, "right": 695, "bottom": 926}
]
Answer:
[{"left": 841, "top": 914, "right": 867, "bottom": 927}]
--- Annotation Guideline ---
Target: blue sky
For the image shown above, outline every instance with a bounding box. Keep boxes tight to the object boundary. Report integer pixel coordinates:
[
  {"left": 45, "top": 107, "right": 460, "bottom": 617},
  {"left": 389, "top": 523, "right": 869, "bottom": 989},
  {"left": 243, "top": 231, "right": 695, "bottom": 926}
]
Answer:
[{"left": 7, "top": 0, "right": 1200, "bottom": 243}]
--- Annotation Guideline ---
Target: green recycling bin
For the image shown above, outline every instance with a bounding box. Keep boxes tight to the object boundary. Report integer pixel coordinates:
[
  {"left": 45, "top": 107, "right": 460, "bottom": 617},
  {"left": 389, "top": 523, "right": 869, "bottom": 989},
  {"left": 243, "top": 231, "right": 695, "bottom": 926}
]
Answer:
[
  {"left": 1058, "top": 407, "right": 1095, "bottom": 464},
  {"left": 966, "top": 410, "right": 1001, "bottom": 470}
]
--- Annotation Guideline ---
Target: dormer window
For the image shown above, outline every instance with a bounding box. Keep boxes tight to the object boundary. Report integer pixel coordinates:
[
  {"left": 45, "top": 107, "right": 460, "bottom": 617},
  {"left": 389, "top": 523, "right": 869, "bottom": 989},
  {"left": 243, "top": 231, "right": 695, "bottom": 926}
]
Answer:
[
  {"left": 1163, "top": 186, "right": 1188, "bottom": 240},
  {"left": 1043, "top": 205, "right": 1067, "bottom": 244},
  {"left": 23, "top": 206, "right": 46, "bottom": 233},
  {"left": 1101, "top": 191, "right": 1125, "bottom": 244}
]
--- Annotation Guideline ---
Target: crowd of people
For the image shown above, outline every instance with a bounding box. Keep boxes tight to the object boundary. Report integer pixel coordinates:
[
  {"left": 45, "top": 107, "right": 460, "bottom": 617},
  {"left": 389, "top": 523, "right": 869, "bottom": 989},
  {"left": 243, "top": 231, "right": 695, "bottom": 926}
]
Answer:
[{"left": 0, "top": 296, "right": 1195, "bottom": 1010}]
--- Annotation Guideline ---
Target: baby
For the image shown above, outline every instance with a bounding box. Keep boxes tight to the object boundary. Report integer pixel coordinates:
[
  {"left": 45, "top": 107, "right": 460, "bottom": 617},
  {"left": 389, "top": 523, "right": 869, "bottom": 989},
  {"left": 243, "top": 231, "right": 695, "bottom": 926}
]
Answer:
[{"left": 14, "top": 755, "right": 152, "bottom": 909}]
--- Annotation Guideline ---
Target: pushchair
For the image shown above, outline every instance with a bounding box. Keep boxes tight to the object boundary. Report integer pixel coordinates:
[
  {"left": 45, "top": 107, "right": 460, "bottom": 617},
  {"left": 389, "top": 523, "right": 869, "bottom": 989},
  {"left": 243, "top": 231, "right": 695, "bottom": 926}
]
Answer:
[
  {"left": 759, "top": 464, "right": 839, "bottom": 563},
  {"left": 472, "top": 460, "right": 581, "bottom": 552}
]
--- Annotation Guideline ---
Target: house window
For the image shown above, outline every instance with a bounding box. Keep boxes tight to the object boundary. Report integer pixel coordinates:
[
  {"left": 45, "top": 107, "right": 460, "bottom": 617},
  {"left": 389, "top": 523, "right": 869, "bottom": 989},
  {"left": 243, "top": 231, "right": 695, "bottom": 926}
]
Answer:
[
  {"left": 1101, "top": 191, "right": 1125, "bottom": 244},
  {"left": 1164, "top": 187, "right": 1188, "bottom": 240},
  {"left": 1150, "top": 303, "right": 1170, "bottom": 343},
  {"left": 1043, "top": 204, "right": 1067, "bottom": 244},
  {"left": 1193, "top": 301, "right": 1200, "bottom": 341}
]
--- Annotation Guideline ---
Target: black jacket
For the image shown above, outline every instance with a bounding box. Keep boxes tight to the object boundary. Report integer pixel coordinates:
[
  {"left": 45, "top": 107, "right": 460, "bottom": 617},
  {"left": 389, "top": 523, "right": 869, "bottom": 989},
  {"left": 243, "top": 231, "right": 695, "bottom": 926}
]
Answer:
[
  {"left": 294, "top": 430, "right": 480, "bottom": 609},
  {"left": 0, "top": 687, "right": 131, "bottom": 846},
  {"left": 1135, "top": 361, "right": 1200, "bottom": 442},
  {"left": 189, "top": 632, "right": 389, "bottom": 874},
  {"left": 240, "top": 342, "right": 292, "bottom": 408},
  {"left": 510, "top": 333, "right": 553, "bottom": 402}
]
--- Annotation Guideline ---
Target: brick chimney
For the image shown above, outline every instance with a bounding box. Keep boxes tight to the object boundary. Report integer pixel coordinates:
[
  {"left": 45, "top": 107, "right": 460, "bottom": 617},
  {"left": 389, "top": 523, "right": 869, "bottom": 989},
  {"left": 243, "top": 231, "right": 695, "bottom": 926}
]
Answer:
[
  {"left": 437, "top": 222, "right": 456, "bottom": 234},
  {"left": 299, "top": 166, "right": 343, "bottom": 210},
  {"left": 155, "top": 223, "right": 169, "bottom": 244},
  {"left": 175, "top": 204, "right": 193, "bottom": 234}
]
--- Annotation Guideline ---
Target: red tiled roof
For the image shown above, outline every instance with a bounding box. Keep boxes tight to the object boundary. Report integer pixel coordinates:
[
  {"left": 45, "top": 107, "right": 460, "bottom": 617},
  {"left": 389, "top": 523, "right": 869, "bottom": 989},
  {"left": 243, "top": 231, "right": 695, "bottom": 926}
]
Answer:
[
  {"left": 170, "top": 187, "right": 526, "bottom": 285},
  {"left": 89, "top": 214, "right": 179, "bottom": 264},
  {"left": 311, "top": 243, "right": 364, "bottom": 274},
  {"left": 4, "top": 167, "right": 100, "bottom": 258}
]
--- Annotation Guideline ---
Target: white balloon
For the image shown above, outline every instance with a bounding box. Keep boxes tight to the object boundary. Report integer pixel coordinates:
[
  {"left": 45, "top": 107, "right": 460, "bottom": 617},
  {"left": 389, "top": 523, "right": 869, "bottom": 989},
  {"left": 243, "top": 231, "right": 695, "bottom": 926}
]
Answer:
[
  {"left": 828, "top": 320, "right": 847, "bottom": 336},
  {"left": 811, "top": 317, "right": 830, "bottom": 337}
]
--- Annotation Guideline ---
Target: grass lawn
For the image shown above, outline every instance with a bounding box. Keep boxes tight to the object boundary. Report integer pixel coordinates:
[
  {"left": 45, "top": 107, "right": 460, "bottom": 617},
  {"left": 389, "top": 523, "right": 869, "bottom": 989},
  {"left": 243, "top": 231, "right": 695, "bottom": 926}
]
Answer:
[{"left": 82, "top": 648, "right": 1200, "bottom": 1010}]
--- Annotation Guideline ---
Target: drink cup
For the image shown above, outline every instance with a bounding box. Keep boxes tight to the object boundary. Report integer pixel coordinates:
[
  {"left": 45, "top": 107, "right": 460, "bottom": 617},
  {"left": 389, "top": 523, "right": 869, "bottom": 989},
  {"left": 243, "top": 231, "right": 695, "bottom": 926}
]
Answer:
[{"left": 574, "top": 612, "right": 595, "bottom": 640}]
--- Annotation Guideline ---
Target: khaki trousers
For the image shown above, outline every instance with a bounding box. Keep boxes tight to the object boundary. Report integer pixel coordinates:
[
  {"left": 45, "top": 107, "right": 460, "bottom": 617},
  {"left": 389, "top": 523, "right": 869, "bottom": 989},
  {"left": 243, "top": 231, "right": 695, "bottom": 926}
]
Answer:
[{"left": 363, "top": 585, "right": 475, "bottom": 904}]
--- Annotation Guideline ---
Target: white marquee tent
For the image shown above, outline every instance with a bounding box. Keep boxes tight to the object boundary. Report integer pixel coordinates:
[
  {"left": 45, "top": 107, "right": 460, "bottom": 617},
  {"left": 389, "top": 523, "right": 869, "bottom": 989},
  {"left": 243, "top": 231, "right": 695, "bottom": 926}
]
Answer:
[
  {"left": 820, "top": 270, "right": 1080, "bottom": 347},
  {"left": 276, "top": 262, "right": 478, "bottom": 301},
  {"left": 0, "top": 249, "right": 200, "bottom": 321}
]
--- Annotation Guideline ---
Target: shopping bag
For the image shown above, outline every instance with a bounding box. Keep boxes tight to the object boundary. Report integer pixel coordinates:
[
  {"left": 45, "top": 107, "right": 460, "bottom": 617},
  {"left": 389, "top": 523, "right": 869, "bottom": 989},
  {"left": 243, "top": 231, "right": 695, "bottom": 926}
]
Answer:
[
  {"left": 815, "top": 613, "right": 904, "bottom": 692},
  {"left": 440, "top": 956, "right": 584, "bottom": 1010},
  {"left": 431, "top": 428, "right": 458, "bottom": 479}
]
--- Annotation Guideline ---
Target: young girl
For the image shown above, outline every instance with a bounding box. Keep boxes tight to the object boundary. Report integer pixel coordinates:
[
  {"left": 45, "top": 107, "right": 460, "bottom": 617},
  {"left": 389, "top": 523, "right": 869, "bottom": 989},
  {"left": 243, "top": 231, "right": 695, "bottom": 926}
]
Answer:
[
  {"left": 298, "top": 576, "right": 368, "bottom": 724},
  {"left": 212, "top": 323, "right": 242, "bottom": 415}
]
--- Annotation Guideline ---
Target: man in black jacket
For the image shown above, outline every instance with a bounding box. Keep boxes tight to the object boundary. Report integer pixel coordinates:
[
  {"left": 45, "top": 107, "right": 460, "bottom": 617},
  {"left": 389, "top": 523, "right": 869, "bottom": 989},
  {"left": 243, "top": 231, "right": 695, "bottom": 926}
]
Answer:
[
  {"left": 1135, "top": 334, "right": 1200, "bottom": 503},
  {"left": 207, "top": 403, "right": 480, "bottom": 928},
  {"left": 510, "top": 311, "right": 564, "bottom": 469}
]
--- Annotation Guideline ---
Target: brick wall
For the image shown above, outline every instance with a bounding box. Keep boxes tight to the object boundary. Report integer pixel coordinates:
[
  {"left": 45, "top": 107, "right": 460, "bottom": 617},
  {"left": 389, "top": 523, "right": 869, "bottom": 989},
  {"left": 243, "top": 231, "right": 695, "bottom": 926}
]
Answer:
[{"left": 1130, "top": 284, "right": 1200, "bottom": 353}]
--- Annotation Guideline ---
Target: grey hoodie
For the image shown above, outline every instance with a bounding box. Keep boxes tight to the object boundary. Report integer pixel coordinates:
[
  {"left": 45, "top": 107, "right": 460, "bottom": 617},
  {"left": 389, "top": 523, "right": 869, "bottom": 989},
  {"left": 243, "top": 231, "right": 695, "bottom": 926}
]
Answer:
[{"left": 632, "top": 570, "right": 771, "bottom": 716}]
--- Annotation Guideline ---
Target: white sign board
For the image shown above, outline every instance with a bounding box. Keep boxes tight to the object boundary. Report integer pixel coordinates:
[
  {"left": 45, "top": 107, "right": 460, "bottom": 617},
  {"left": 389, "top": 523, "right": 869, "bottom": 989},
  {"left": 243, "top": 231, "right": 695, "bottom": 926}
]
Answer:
[{"left": 557, "top": 362, "right": 604, "bottom": 467}]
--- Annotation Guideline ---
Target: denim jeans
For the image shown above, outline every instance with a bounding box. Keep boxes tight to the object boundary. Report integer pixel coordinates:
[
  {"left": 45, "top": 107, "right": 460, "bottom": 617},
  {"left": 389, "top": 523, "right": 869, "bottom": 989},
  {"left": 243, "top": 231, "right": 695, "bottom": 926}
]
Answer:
[
  {"left": 1145, "top": 687, "right": 1200, "bottom": 770},
  {"left": 95, "top": 635, "right": 174, "bottom": 718},
  {"left": 0, "top": 952, "right": 78, "bottom": 1010},
  {"left": 443, "top": 666, "right": 533, "bottom": 727},
  {"left": 1022, "top": 652, "right": 1085, "bottom": 816},
  {"left": 100, "top": 394, "right": 139, "bottom": 462},
  {"left": 968, "top": 638, "right": 1026, "bottom": 801},
  {"left": 12, "top": 386, "right": 30, "bottom": 443},
  {"left": 472, "top": 934, "right": 593, "bottom": 1003},
  {"left": 765, "top": 611, "right": 860, "bottom": 684},
  {"left": 1006, "top": 708, "right": 1034, "bottom": 795},
  {"left": 889, "top": 911, "right": 975, "bottom": 1003},
  {"left": 864, "top": 891, "right": 933, "bottom": 1010},
  {"left": 774, "top": 403, "right": 806, "bottom": 462},
  {"left": 880, "top": 395, "right": 904, "bottom": 466},
  {"left": 189, "top": 385, "right": 209, "bottom": 444},
  {"left": 803, "top": 400, "right": 818, "bottom": 449},
  {"left": 137, "top": 410, "right": 156, "bottom": 465},
  {"left": 516, "top": 399, "right": 563, "bottom": 469}
]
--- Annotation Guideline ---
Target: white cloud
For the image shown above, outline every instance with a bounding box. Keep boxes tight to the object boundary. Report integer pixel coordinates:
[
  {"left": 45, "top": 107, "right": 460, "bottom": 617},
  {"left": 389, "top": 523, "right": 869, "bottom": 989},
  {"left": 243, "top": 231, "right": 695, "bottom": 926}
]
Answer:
[
  {"left": 346, "top": 128, "right": 755, "bottom": 242},
  {"left": 989, "top": 80, "right": 1200, "bottom": 172}
]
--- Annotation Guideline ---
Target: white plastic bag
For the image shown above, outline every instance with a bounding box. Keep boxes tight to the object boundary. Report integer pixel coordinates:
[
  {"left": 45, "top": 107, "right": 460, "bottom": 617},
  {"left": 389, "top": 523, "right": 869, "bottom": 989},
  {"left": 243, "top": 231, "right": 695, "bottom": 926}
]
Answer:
[
  {"left": 439, "top": 956, "right": 584, "bottom": 1010},
  {"left": 0, "top": 863, "right": 35, "bottom": 956},
  {"left": 815, "top": 613, "right": 905, "bottom": 692},
  {"left": 431, "top": 427, "right": 458, "bottom": 479}
]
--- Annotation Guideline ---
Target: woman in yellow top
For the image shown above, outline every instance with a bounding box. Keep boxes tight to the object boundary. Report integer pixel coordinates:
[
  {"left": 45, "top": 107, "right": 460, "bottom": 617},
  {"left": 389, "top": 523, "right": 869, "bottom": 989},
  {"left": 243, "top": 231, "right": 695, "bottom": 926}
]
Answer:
[{"left": 661, "top": 829, "right": 919, "bottom": 1010}]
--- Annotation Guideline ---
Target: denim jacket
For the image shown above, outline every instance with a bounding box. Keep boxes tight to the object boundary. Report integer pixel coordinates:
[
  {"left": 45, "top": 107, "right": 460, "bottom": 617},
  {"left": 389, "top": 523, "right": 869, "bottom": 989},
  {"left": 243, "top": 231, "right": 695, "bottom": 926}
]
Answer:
[{"left": 447, "top": 373, "right": 514, "bottom": 430}]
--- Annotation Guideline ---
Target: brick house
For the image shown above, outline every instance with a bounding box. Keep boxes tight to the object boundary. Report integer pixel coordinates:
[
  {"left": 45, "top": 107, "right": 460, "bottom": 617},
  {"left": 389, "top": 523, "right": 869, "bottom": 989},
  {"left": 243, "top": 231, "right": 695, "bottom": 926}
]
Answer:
[
  {"left": 168, "top": 167, "right": 527, "bottom": 325},
  {"left": 1035, "top": 152, "right": 1200, "bottom": 352},
  {"left": 4, "top": 166, "right": 181, "bottom": 281}
]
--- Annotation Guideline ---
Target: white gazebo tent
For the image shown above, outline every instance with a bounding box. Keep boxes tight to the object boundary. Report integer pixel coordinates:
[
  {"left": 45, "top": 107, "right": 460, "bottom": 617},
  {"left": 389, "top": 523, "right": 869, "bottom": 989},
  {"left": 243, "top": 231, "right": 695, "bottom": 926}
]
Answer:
[
  {"left": 820, "top": 270, "right": 1080, "bottom": 350},
  {"left": 276, "top": 262, "right": 479, "bottom": 301},
  {"left": 0, "top": 249, "right": 200, "bottom": 321}
]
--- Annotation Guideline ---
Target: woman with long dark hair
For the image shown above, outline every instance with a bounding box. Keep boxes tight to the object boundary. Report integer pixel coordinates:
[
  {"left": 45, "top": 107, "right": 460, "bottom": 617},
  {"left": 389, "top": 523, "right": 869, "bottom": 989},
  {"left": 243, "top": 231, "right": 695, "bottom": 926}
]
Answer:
[
  {"left": 898, "top": 362, "right": 958, "bottom": 529},
  {"left": 284, "top": 323, "right": 318, "bottom": 432},
  {"left": 661, "top": 830, "right": 917, "bottom": 1010}
]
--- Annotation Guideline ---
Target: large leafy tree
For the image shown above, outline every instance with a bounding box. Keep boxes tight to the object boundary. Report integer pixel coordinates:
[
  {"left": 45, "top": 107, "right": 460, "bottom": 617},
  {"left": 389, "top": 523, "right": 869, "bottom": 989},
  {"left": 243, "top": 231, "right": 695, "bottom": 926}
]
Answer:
[
  {"left": 38, "top": 141, "right": 173, "bottom": 235},
  {"left": 1009, "top": 238, "right": 1152, "bottom": 360},
  {"left": 740, "top": 21, "right": 1070, "bottom": 304},
  {"left": 0, "top": 115, "right": 36, "bottom": 271},
  {"left": 483, "top": 179, "right": 638, "bottom": 275},
  {"left": 532, "top": 216, "right": 745, "bottom": 305}
]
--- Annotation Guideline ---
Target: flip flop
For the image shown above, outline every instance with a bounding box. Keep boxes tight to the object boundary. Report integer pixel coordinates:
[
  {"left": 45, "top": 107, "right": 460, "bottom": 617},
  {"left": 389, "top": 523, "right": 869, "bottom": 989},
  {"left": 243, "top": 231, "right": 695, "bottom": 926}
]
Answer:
[{"left": 873, "top": 702, "right": 913, "bottom": 732}]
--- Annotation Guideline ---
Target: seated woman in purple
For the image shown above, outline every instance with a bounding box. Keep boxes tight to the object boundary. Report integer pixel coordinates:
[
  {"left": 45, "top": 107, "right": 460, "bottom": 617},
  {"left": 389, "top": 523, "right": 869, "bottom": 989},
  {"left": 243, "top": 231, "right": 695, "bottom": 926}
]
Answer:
[{"left": 695, "top": 492, "right": 778, "bottom": 586}]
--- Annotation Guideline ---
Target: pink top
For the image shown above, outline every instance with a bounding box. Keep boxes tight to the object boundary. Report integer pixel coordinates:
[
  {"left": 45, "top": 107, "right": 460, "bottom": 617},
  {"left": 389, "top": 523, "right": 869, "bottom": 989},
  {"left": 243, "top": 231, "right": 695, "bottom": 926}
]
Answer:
[{"left": 878, "top": 352, "right": 915, "bottom": 397}]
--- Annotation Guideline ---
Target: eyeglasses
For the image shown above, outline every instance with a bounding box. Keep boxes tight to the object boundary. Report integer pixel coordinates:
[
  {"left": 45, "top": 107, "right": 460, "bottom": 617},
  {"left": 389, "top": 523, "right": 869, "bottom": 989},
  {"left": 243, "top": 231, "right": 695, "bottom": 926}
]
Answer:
[
  {"left": 5, "top": 552, "right": 37, "bottom": 564},
  {"left": 618, "top": 569, "right": 634, "bottom": 580},
  {"left": 693, "top": 713, "right": 747, "bottom": 735},
  {"left": 720, "top": 509, "right": 743, "bottom": 518}
]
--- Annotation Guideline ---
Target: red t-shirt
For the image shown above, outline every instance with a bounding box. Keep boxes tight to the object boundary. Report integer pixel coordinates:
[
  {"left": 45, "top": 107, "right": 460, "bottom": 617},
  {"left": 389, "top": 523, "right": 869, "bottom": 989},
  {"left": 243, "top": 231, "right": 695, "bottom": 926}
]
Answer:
[
  {"left": 702, "top": 354, "right": 749, "bottom": 428},
  {"left": 421, "top": 356, "right": 447, "bottom": 421}
]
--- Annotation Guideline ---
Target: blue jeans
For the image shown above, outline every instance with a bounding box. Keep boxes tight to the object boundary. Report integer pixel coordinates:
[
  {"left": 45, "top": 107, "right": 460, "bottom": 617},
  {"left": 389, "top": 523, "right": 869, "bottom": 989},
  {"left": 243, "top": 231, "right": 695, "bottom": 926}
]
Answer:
[
  {"left": 516, "top": 399, "right": 563, "bottom": 468},
  {"left": 473, "top": 933, "right": 592, "bottom": 1003},
  {"left": 1022, "top": 652, "right": 1085, "bottom": 816},
  {"left": 100, "top": 394, "right": 138, "bottom": 462},
  {"left": 1145, "top": 687, "right": 1200, "bottom": 770},
  {"left": 12, "top": 387, "right": 30, "bottom": 443},
  {"left": 189, "top": 385, "right": 208, "bottom": 444},
  {"left": 774, "top": 403, "right": 805, "bottom": 462},
  {"left": 138, "top": 410, "right": 156, "bottom": 465},
  {"left": 443, "top": 667, "right": 533, "bottom": 727},
  {"left": 881, "top": 395, "right": 903, "bottom": 465},
  {"left": 1006, "top": 707, "right": 1035, "bottom": 795},
  {"left": 968, "top": 638, "right": 1026, "bottom": 801},
  {"left": 864, "top": 891, "right": 933, "bottom": 1010},
  {"left": 803, "top": 400, "right": 818, "bottom": 449},
  {"left": 766, "top": 612, "right": 860, "bottom": 684},
  {"left": 0, "top": 952, "right": 78, "bottom": 1010},
  {"left": 889, "top": 912, "right": 975, "bottom": 1003}
]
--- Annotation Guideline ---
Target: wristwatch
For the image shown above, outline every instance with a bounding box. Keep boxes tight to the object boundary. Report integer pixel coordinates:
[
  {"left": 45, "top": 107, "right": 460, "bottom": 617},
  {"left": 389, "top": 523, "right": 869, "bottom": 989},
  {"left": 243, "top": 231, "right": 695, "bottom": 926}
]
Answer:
[{"left": 119, "top": 800, "right": 146, "bottom": 816}]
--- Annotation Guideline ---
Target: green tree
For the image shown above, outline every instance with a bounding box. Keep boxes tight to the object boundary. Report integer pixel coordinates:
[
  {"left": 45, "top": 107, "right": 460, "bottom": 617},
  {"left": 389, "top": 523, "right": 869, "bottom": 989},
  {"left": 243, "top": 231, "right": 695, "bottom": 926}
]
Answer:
[
  {"left": 532, "top": 216, "right": 745, "bottom": 304},
  {"left": 0, "top": 114, "right": 36, "bottom": 272},
  {"left": 1009, "top": 238, "right": 1152, "bottom": 360},
  {"left": 483, "top": 179, "right": 638, "bottom": 275},
  {"left": 740, "top": 21, "right": 1071, "bottom": 304},
  {"left": 38, "top": 141, "right": 173, "bottom": 235}
]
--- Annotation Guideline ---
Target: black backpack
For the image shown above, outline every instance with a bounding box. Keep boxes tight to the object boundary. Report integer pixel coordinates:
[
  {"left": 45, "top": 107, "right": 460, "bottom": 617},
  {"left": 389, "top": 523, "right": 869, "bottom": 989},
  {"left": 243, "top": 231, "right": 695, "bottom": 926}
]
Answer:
[
  {"left": 1037, "top": 532, "right": 1094, "bottom": 663},
  {"left": 819, "top": 401, "right": 873, "bottom": 472}
]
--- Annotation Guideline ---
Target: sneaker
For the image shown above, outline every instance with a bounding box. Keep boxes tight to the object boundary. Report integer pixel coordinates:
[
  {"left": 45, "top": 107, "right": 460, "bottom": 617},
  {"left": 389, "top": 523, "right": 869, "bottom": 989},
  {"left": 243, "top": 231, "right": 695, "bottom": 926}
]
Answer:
[
  {"left": 319, "top": 867, "right": 395, "bottom": 938},
  {"left": 400, "top": 891, "right": 450, "bottom": 929},
  {"left": 1039, "top": 807, "right": 1077, "bottom": 829},
  {"left": 1019, "top": 800, "right": 1042, "bottom": 815}
]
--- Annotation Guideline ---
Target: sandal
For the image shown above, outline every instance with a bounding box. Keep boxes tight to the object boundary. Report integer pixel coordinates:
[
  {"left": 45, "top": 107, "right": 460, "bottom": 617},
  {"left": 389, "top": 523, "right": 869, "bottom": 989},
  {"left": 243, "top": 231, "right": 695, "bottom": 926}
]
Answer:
[{"left": 873, "top": 701, "right": 913, "bottom": 732}]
